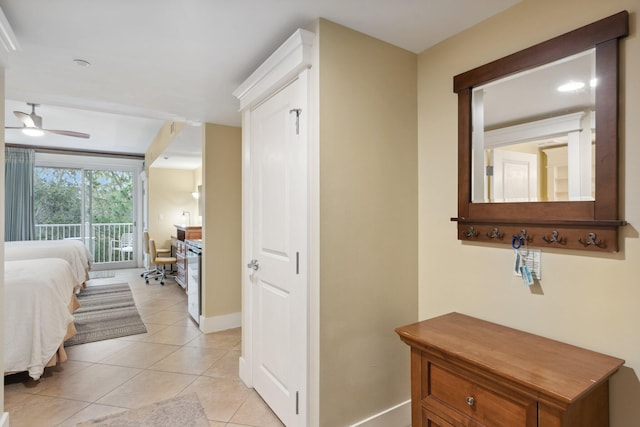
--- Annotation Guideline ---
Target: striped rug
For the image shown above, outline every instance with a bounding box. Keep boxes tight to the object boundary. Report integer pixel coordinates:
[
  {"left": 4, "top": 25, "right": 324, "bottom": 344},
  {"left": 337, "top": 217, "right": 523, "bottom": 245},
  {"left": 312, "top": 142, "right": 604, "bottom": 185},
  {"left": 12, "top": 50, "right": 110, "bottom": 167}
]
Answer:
[{"left": 65, "top": 282, "right": 147, "bottom": 346}]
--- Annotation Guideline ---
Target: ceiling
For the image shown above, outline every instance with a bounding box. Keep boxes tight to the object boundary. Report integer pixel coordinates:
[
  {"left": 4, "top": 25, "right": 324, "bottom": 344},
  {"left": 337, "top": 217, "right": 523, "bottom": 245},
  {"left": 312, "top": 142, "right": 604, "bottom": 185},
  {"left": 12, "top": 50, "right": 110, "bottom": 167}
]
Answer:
[
  {"left": 0, "top": 0, "right": 520, "bottom": 168},
  {"left": 481, "top": 49, "right": 595, "bottom": 128}
]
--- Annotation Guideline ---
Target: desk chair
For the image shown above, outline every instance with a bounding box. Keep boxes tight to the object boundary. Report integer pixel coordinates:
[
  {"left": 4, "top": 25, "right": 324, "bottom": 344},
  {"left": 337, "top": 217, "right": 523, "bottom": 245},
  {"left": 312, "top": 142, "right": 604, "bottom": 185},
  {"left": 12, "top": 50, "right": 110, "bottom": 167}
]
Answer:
[
  {"left": 148, "top": 239, "right": 176, "bottom": 285},
  {"left": 141, "top": 231, "right": 171, "bottom": 279}
]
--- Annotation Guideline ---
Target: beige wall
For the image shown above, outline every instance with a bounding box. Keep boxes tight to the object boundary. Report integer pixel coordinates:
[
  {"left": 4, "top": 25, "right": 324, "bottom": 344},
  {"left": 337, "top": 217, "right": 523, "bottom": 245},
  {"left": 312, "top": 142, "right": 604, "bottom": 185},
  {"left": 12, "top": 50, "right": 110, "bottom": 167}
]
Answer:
[
  {"left": 145, "top": 121, "right": 187, "bottom": 171},
  {"left": 201, "top": 123, "right": 241, "bottom": 318},
  {"left": 318, "top": 19, "right": 418, "bottom": 426},
  {"left": 418, "top": 1, "right": 640, "bottom": 425},
  {"left": 145, "top": 120, "right": 196, "bottom": 247},
  {"left": 147, "top": 167, "right": 198, "bottom": 249}
]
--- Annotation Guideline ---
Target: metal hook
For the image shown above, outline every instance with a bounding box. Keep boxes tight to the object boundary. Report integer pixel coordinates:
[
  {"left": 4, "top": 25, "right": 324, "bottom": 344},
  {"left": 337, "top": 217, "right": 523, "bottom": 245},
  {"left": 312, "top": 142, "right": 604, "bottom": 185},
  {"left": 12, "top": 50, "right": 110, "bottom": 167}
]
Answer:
[
  {"left": 511, "top": 229, "right": 531, "bottom": 250},
  {"left": 486, "top": 227, "right": 504, "bottom": 239},
  {"left": 513, "top": 229, "right": 530, "bottom": 242},
  {"left": 463, "top": 226, "right": 478, "bottom": 238},
  {"left": 578, "top": 232, "right": 607, "bottom": 249},
  {"left": 542, "top": 230, "right": 566, "bottom": 244}
]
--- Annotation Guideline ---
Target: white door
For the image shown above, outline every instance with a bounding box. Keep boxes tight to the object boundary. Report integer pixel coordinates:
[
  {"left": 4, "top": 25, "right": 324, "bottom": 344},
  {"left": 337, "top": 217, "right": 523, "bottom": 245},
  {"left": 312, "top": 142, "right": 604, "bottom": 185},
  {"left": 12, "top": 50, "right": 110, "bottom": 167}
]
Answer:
[
  {"left": 492, "top": 149, "right": 538, "bottom": 202},
  {"left": 248, "top": 76, "right": 307, "bottom": 426}
]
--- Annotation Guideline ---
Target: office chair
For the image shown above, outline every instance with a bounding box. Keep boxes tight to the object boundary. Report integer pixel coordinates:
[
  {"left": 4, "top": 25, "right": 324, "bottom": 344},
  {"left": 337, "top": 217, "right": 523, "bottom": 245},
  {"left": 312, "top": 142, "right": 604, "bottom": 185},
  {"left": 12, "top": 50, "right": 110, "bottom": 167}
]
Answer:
[
  {"left": 141, "top": 231, "right": 171, "bottom": 279},
  {"left": 148, "top": 239, "right": 176, "bottom": 285}
]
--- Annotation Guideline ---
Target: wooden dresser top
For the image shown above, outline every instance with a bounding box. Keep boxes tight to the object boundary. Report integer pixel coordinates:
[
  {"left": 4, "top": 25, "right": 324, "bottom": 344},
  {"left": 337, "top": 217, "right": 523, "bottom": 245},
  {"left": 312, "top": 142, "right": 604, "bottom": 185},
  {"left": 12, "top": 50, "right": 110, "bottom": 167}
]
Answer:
[
  {"left": 396, "top": 312, "right": 624, "bottom": 405},
  {"left": 174, "top": 225, "right": 202, "bottom": 232}
]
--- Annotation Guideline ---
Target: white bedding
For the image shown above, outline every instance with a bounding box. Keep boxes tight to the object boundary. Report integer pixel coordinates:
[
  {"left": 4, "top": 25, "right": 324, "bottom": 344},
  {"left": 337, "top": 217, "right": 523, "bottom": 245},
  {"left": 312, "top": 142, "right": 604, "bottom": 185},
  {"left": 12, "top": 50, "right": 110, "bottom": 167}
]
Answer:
[
  {"left": 5, "top": 239, "right": 92, "bottom": 285},
  {"left": 4, "top": 258, "right": 80, "bottom": 380}
]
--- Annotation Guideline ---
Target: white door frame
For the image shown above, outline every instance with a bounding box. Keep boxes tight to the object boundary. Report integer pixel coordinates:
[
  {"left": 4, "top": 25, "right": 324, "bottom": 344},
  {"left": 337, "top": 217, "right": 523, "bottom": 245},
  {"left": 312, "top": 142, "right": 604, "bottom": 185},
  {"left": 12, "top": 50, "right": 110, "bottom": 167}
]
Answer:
[{"left": 235, "top": 29, "right": 316, "bottom": 426}]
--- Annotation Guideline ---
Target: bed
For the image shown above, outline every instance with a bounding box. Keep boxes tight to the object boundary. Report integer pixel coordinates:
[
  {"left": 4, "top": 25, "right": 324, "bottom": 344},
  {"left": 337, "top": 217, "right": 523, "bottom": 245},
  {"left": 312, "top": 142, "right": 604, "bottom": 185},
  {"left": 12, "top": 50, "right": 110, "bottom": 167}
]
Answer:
[
  {"left": 4, "top": 258, "right": 81, "bottom": 380},
  {"left": 5, "top": 239, "right": 93, "bottom": 287}
]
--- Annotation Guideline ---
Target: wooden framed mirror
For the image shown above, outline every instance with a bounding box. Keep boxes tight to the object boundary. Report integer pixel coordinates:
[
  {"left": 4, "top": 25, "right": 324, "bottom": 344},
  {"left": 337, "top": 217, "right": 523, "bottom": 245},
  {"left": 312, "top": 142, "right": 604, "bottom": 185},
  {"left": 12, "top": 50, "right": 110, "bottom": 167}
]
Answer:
[{"left": 452, "top": 11, "right": 628, "bottom": 252}]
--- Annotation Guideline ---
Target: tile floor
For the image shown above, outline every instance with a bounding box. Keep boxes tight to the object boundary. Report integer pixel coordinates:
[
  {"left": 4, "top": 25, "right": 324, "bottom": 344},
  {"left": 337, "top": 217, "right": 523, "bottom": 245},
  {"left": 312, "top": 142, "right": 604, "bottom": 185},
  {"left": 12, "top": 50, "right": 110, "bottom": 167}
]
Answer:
[{"left": 4, "top": 268, "right": 284, "bottom": 427}]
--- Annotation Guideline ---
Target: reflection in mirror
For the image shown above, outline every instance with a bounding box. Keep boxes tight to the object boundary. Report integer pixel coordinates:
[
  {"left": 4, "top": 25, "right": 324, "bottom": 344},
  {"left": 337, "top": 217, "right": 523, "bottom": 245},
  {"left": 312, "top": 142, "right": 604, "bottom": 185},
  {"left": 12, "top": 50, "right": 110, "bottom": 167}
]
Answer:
[{"left": 471, "top": 49, "right": 595, "bottom": 203}]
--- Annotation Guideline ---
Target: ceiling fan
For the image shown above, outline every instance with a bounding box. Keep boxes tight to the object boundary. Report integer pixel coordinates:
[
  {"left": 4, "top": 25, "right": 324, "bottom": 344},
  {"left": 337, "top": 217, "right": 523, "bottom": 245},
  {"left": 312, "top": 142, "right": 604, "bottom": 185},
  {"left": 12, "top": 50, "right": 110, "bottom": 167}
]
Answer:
[{"left": 5, "top": 103, "right": 90, "bottom": 139}]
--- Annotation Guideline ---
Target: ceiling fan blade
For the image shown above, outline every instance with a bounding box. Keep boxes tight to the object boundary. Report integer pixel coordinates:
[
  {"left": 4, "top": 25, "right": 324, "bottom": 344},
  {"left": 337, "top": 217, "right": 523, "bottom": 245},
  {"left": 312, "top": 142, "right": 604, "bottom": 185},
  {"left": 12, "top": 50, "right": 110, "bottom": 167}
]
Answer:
[
  {"left": 13, "top": 111, "right": 35, "bottom": 128},
  {"left": 8, "top": 104, "right": 90, "bottom": 139},
  {"left": 43, "top": 129, "right": 90, "bottom": 139}
]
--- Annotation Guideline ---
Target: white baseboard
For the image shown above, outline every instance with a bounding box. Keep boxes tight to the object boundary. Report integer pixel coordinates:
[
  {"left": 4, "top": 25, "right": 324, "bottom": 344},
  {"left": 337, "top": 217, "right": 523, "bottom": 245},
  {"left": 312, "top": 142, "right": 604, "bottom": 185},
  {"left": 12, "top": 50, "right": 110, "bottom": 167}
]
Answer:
[
  {"left": 349, "top": 400, "right": 411, "bottom": 427},
  {"left": 0, "top": 412, "right": 9, "bottom": 427},
  {"left": 238, "top": 356, "right": 251, "bottom": 387},
  {"left": 199, "top": 311, "right": 241, "bottom": 334}
]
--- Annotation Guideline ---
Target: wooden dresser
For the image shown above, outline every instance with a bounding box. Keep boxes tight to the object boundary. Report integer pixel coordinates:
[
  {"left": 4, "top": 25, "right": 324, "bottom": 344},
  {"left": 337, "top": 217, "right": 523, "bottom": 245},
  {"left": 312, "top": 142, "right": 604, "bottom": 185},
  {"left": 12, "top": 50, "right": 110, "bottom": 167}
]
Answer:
[
  {"left": 396, "top": 313, "right": 624, "bottom": 427},
  {"left": 174, "top": 225, "right": 202, "bottom": 241}
]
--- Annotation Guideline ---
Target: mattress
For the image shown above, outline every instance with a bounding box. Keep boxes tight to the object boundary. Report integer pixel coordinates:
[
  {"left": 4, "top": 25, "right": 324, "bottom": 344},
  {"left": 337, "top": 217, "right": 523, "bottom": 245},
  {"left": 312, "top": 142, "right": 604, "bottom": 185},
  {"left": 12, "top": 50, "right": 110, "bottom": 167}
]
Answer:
[
  {"left": 5, "top": 239, "right": 93, "bottom": 286},
  {"left": 4, "top": 258, "right": 81, "bottom": 380}
]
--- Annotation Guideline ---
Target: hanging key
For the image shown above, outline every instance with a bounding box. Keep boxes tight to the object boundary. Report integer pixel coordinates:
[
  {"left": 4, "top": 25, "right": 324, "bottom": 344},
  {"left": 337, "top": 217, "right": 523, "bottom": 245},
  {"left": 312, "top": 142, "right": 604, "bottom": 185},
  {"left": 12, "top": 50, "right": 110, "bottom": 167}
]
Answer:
[{"left": 289, "top": 108, "right": 301, "bottom": 135}]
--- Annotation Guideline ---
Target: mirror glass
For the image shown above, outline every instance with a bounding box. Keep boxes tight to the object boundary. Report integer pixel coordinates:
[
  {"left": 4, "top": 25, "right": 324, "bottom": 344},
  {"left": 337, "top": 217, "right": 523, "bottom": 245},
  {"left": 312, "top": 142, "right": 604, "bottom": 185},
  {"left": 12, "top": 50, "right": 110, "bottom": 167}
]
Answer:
[{"left": 471, "top": 49, "right": 596, "bottom": 203}]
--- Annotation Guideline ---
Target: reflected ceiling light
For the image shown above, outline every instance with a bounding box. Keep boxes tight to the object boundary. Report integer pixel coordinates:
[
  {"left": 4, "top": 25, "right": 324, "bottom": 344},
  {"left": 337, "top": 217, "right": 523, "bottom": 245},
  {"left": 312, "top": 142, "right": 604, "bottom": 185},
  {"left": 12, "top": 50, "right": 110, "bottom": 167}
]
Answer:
[
  {"left": 192, "top": 192, "right": 200, "bottom": 199},
  {"left": 22, "top": 127, "right": 44, "bottom": 137},
  {"left": 557, "top": 80, "right": 585, "bottom": 92},
  {"left": 590, "top": 78, "right": 598, "bottom": 87}
]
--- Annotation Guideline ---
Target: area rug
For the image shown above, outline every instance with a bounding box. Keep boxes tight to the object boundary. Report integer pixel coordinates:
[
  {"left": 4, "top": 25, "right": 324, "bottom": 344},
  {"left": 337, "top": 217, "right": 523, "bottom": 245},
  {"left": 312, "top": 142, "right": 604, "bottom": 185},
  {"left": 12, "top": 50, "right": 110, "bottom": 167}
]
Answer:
[
  {"left": 76, "top": 393, "right": 209, "bottom": 426},
  {"left": 65, "top": 282, "right": 147, "bottom": 346}
]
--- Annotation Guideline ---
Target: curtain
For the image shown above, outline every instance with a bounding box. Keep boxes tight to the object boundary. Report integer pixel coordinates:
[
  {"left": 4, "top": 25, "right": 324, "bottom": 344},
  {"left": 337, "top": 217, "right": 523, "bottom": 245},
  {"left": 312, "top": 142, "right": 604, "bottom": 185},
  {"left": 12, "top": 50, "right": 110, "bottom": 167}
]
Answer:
[{"left": 5, "top": 147, "right": 35, "bottom": 241}]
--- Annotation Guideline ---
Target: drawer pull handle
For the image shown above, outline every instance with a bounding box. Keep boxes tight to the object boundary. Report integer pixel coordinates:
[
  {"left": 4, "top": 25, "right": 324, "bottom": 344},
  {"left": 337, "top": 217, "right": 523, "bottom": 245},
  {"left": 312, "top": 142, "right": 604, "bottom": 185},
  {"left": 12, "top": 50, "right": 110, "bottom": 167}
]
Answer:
[{"left": 466, "top": 396, "right": 475, "bottom": 406}]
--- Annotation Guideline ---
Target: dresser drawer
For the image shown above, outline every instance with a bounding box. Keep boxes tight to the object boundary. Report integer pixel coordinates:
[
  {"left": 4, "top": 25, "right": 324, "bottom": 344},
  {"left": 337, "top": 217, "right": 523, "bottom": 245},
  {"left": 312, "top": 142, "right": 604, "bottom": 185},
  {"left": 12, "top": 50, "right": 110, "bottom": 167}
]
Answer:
[
  {"left": 423, "top": 408, "right": 455, "bottom": 427},
  {"left": 426, "top": 363, "right": 535, "bottom": 427},
  {"left": 175, "top": 240, "right": 188, "bottom": 256}
]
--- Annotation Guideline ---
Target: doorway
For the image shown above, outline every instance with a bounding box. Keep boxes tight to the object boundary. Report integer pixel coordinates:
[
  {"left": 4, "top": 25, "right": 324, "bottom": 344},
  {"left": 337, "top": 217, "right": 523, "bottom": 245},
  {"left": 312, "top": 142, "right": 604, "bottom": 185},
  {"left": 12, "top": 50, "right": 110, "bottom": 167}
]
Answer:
[
  {"left": 491, "top": 149, "right": 539, "bottom": 202},
  {"left": 34, "top": 153, "right": 142, "bottom": 269}
]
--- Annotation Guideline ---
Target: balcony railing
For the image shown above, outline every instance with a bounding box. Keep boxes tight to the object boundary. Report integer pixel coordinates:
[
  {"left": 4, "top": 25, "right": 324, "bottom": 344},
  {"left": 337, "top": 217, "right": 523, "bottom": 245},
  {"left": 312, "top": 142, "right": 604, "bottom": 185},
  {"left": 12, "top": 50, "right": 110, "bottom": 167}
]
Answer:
[{"left": 34, "top": 222, "right": 134, "bottom": 264}]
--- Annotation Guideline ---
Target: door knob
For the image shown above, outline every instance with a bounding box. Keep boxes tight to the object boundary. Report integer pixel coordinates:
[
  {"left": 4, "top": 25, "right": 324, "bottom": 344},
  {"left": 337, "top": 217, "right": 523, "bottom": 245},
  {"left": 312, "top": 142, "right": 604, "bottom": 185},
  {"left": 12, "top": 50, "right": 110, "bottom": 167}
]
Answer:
[{"left": 247, "top": 259, "right": 259, "bottom": 270}]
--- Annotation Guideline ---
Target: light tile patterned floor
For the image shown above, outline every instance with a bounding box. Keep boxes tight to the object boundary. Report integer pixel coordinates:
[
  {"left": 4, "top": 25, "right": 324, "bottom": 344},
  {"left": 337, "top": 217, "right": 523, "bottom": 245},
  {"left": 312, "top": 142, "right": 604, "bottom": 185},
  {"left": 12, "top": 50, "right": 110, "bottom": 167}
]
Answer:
[{"left": 3, "top": 268, "right": 284, "bottom": 427}]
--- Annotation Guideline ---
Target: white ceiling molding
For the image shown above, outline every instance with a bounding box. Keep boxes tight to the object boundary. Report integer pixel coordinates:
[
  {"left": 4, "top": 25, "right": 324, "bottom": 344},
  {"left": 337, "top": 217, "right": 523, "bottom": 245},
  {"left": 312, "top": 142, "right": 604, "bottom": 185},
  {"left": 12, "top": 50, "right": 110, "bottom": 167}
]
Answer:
[
  {"left": 484, "top": 111, "right": 591, "bottom": 148},
  {"left": 234, "top": 29, "right": 315, "bottom": 110},
  {"left": 0, "top": 7, "right": 18, "bottom": 67}
]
